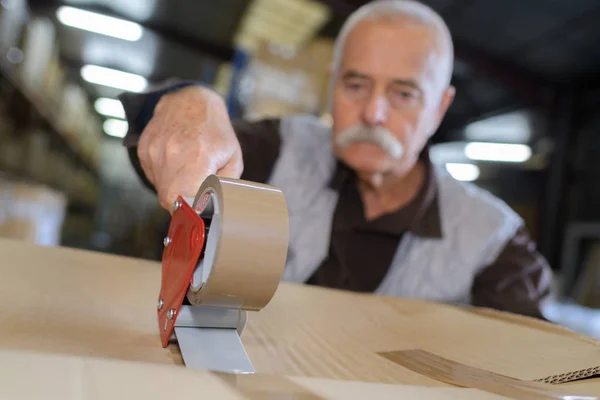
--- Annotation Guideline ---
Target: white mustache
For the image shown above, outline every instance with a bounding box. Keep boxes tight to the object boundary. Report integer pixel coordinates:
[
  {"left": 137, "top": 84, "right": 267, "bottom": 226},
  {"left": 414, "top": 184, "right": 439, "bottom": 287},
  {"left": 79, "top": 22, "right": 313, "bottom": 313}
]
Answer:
[{"left": 335, "top": 125, "right": 404, "bottom": 160}]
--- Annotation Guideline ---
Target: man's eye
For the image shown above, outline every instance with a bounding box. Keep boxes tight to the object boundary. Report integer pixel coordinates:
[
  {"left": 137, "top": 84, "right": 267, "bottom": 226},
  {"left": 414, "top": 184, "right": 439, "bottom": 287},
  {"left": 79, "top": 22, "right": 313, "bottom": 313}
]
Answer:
[
  {"left": 395, "top": 89, "right": 415, "bottom": 98},
  {"left": 390, "top": 87, "right": 419, "bottom": 104},
  {"left": 346, "top": 82, "right": 365, "bottom": 91}
]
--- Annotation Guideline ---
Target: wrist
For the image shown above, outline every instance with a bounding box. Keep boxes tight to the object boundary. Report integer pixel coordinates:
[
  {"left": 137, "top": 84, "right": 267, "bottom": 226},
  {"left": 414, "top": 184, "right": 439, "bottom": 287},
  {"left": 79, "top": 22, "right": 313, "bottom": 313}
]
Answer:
[
  {"left": 151, "top": 81, "right": 205, "bottom": 114},
  {"left": 156, "top": 85, "right": 227, "bottom": 117}
]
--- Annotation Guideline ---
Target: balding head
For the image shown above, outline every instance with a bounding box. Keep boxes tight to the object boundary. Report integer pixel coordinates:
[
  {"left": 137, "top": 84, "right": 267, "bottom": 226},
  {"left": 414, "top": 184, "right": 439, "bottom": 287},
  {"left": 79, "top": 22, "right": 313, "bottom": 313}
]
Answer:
[{"left": 332, "top": 0, "right": 454, "bottom": 90}]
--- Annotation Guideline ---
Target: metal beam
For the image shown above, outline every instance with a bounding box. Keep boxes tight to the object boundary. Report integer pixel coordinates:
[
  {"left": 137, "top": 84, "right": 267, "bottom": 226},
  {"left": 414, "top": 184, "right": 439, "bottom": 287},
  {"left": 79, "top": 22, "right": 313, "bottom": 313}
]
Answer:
[
  {"left": 453, "top": 43, "right": 551, "bottom": 107},
  {"left": 27, "top": 0, "right": 237, "bottom": 62},
  {"left": 510, "top": 4, "right": 600, "bottom": 58},
  {"left": 537, "top": 86, "right": 578, "bottom": 270}
]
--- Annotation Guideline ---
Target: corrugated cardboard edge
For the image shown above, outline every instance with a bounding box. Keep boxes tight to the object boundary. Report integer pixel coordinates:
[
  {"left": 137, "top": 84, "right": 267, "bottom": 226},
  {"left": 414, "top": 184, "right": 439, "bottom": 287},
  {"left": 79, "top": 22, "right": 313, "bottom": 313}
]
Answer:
[
  {"left": 535, "top": 367, "right": 600, "bottom": 385},
  {"left": 460, "top": 306, "right": 600, "bottom": 384}
]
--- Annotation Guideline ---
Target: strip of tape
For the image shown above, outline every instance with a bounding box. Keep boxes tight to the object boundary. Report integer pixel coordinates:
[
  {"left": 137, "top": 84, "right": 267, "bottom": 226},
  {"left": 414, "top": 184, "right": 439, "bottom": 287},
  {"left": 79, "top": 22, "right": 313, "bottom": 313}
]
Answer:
[{"left": 378, "top": 349, "right": 598, "bottom": 400}]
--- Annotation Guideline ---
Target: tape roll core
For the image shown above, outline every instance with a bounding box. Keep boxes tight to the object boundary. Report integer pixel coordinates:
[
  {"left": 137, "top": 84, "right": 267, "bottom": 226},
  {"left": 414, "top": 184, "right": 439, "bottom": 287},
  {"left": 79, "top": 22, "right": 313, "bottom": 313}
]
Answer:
[{"left": 187, "top": 175, "right": 289, "bottom": 311}]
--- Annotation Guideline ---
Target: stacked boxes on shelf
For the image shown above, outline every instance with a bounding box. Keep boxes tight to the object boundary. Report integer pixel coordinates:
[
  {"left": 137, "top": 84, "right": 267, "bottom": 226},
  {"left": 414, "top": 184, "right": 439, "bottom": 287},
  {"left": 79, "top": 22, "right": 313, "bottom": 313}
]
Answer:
[
  {"left": 239, "top": 38, "right": 334, "bottom": 120},
  {"left": 0, "top": 11, "right": 102, "bottom": 210},
  {"left": 0, "top": 174, "right": 67, "bottom": 246}
]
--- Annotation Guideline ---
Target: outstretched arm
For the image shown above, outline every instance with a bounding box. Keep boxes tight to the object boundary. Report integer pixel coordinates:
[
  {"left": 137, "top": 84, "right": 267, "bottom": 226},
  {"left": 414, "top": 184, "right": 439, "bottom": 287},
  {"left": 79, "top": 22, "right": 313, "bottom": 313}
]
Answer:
[{"left": 118, "top": 80, "right": 283, "bottom": 211}]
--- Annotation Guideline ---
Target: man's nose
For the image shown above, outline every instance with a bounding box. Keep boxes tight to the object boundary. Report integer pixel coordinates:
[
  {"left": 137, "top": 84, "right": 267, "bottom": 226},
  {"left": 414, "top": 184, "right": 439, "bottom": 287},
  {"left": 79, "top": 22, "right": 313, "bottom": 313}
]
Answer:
[{"left": 362, "top": 93, "right": 388, "bottom": 126}]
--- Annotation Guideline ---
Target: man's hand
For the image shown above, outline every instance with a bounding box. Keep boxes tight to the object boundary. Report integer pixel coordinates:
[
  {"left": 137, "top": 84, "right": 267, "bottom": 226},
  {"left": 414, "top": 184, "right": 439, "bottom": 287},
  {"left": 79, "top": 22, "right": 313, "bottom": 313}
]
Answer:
[{"left": 136, "top": 86, "right": 243, "bottom": 212}]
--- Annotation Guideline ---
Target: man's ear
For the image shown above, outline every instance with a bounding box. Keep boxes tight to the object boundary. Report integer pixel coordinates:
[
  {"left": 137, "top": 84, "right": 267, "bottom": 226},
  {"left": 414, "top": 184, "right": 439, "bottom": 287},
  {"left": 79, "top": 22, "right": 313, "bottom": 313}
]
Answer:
[
  {"left": 437, "top": 85, "right": 455, "bottom": 121},
  {"left": 428, "top": 85, "right": 456, "bottom": 137}
]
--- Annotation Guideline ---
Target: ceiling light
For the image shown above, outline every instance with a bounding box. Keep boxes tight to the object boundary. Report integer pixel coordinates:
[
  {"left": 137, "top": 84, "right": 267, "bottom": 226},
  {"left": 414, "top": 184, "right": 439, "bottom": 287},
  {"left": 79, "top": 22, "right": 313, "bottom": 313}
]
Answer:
[
  {"left": 81, "top": 65, "right": 148, "bottom": 93},
  {"left": 103, "top": 119, "right": 128, "bottom": 138},
  {"left": 445, "top": 163, "right": 480, "bottom": 182},
  {"left": 465, "top": 110, "right": 532, "bottom": 144},
  {"left": 56, "top": 6, "right": 143, "bottom": 41},
  {"left": 464, "top": 142, "right": 532, "bottom": 163},
  {"left": 94, "top": 97, "right": 125, "bottom": 119}
]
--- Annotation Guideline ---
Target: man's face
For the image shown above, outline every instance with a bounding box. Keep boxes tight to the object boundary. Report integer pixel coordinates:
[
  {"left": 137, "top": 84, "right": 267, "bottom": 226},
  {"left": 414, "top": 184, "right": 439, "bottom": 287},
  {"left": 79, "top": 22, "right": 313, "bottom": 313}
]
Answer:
[{"left": 331, "top": 17, "right": 454, "bottom": 179}]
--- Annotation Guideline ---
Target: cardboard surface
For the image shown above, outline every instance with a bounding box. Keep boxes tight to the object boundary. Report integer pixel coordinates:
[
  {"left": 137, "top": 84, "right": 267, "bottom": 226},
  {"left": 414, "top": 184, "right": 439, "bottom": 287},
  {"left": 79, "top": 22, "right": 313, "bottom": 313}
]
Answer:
[
  {"left": 0, "top": 178, "right": 67, "bottom": 246},
  {"left": 0, "top": 348, "right": 246, "bottom": 400},
  {"left": 0, "top": 238, "right": 599, "bottom": 398},
  {"left": 242, "top": 282, "right": 600, "bottom": 385},
  {"left": 0, "top": 348, "right": 520, "bottom": 400}
]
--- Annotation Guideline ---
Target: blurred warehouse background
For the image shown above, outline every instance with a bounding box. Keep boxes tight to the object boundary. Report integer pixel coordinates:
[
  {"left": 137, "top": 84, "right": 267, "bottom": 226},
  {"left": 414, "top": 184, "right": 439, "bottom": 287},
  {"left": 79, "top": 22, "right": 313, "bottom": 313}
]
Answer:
[{"left": 1, "top": 0, "right": 600, "bottom": 334}]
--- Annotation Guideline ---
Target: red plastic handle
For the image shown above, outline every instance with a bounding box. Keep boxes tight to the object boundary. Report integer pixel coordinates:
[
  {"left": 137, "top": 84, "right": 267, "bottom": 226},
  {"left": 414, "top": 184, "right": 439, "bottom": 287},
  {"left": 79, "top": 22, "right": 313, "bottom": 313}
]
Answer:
[{"left": 157, "top": 196, "right": 206, "bottom": 348}]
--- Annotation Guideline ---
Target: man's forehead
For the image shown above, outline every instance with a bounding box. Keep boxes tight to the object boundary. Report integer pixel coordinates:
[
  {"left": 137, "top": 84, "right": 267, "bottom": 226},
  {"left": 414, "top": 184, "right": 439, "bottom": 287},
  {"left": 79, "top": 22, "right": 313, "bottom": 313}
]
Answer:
[{"left": 339, "top": 17, "right": 446, "bottom": 85}]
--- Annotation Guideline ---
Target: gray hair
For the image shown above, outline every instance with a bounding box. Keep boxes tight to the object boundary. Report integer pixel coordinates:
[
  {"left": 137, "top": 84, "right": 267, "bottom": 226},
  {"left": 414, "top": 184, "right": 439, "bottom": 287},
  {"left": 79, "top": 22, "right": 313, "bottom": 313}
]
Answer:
[{"left": 330, "top": 0, "right": 454, "bottom": 89}]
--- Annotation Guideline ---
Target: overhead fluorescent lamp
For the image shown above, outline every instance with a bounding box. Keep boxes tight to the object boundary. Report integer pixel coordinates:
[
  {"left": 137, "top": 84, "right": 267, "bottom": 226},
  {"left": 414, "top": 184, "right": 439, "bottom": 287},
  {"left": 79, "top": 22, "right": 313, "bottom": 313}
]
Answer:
[
  {"left": 103, "top": 118, "right": 128, "bottom": 138},
  {"left": 81, "top": 65, "right": 147, "bottom": 93},
  {"left": 464, "top": 142, "right": 532, "bottom": 163},
  {"left": 465, "top": 110, "right": 532, "bottom": 144},
  {"left": 445, "top": 163, "right": 480, "bottom": 182},
  {"left": 94, "top": 97, "right": 125, "bottom": 119},
  {"left": 56, "top": 6, "right": 143, "bottom": 41}
]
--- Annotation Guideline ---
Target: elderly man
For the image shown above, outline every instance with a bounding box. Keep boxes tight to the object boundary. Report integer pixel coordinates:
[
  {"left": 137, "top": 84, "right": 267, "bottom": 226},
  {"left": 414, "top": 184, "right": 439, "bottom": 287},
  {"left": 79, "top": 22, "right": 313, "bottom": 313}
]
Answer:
[{"left": 119, "top": 0, "right": 553, "bottom": 318}]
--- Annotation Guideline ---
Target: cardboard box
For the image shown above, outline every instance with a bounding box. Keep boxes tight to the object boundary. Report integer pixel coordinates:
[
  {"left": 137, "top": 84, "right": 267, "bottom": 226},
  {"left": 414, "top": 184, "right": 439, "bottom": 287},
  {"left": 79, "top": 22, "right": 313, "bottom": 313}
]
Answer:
[
  {"left": 0, "top": 348, "right": 521, "bottom": 400},
  {"left": 0, "top": 179, "right": 67, "bottom": 246},
  {"left": 240, "top": 38, "right": 334, "bottom": 119},
  {"left": 0, "top": 238, "right": 598, "bottom": 398}
]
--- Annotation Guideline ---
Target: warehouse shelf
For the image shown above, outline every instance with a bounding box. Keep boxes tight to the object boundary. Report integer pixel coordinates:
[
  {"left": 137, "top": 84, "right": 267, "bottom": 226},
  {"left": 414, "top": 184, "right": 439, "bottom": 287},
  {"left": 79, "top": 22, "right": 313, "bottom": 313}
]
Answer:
[
  {"left": 0, "top": 53, "right": 100, "bottom": 180},
  {"left": 0, "top": 158, "right": 98, "bottom": 210}
]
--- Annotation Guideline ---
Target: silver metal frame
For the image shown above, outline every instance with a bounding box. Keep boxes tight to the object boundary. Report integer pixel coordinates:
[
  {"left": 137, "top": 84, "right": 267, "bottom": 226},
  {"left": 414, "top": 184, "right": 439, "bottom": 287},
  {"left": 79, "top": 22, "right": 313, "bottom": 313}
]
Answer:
[{"left": 171, "top": 305, "right": 254, "bottom": 374}]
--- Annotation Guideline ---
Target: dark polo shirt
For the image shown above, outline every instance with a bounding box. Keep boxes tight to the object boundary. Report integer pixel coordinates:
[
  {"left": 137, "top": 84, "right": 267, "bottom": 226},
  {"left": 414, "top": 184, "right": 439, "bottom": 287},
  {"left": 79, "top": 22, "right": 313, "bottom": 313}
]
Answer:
[{"left": 119, "top": 86, "right": 553, "bottom": 319}]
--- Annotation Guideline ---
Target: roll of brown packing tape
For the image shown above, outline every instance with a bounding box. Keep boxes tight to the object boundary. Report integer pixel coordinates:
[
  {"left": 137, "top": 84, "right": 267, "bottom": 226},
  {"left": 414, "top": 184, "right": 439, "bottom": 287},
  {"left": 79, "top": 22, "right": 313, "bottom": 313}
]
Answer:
[{"left": 185, "top": 175, "right": 289, "bottom": 311}]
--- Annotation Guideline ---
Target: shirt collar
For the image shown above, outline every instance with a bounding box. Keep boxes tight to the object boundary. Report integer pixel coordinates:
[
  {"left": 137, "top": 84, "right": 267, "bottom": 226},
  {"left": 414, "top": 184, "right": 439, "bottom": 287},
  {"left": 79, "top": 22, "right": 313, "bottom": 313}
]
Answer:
[{"left": 328, "top": 146, "right": 442, "bottom": 239}]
